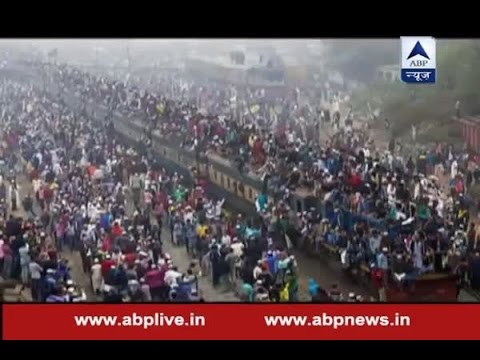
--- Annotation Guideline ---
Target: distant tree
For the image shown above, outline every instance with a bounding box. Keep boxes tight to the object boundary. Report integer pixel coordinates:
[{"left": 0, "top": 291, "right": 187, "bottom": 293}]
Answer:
[
  {"left": 349, "top": 39, "right": 480, "bottom": 140},
  {"left": 436, "top": 40, "right": 480, "bottom": 114}
]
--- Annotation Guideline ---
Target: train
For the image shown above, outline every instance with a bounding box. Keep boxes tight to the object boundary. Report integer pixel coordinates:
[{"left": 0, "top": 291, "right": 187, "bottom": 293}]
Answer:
[
  {"left": 75, "top": 96, "right": 316, "bottom": 218},
  {"left": 114, "top": 114, "right": 318, "bottom": 216},
  {"left": 58, "top": 91, "right": 459, "bottom": 302}
]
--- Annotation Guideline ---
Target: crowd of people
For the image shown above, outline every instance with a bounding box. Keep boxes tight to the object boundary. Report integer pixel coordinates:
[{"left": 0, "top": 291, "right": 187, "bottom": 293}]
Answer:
[
  {"left": 0, "top": 78, "right": 210, "bottom": 302},
  {"left": 0, "top": 65, "right": 330, "bottom": 303},
  {"left": 50, "top": 64, "right": 368, "bottom": 302},
  {"left": 2, "top": 56, "right": 480, "bottom": 304},
  {"left": 0, "top": 80, "right": 88, "bottom": 302},
  {"left": 50, "top": 61, "right": 480, "bottom": 300}
]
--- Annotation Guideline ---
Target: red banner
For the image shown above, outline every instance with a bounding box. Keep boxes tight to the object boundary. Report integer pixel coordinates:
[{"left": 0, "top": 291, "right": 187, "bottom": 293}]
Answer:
[{"left": 2, "top": 304, "right": 479, "bottom": 340}]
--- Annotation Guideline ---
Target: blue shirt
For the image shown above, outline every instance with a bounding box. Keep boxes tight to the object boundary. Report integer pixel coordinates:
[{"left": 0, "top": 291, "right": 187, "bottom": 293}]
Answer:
[
  {"left": 377, "top": 253, "right": 389, "bottom": 270},
  {"left": 100, "top": 213, "right": 112, "bottom": 230},
  {"left": 46, "top": 295, "right": 67, "bottom": 303},
  {"left": 266, "top": 254, "right": 278, "bottom": 275},
  {"left": 257, "top": 194, "right": 267, "bottom": 212}
]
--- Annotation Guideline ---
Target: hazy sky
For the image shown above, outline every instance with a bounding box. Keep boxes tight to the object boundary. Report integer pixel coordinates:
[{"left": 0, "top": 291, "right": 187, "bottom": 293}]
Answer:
[
  {"left": 0, "top": 39, "right": 328, "bottom": 66},
  {"left": 0, "top": 39, "right": 405, "bottom": 72}
]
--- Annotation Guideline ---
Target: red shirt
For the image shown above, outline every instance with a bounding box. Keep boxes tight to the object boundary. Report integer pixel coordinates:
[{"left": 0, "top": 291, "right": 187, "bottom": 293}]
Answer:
[
  {"left": 43, "top": 186, "right": 53, "bottom": 202},
  {"left": 102, "top": 236, "right": 111, "bottom": 253},
  {"left": 455, "top": 180, "right": 464, "bottom": 194},
  {"left": 253, "top": 139, "right": 264, "bottom": 157},
  {"left": 144, "top": 269, "right": 164, "bottom": 289},
  {"left": 156, "top": 192, "right": 166, "bottom": 208},
  {"left": 87, "top": 165, "right": 96, "bottom": 178},
  {"left": 111, "top": 225, "right": 123, "bottom": 238},
  {"left": 227, "top": 224, "right": 235, "bottom": 238},
  {"left": 47, "top": 249, "right": 57, "bottom": 262},
  {"left": 371, "top": 268, "right": 385, "bottom": 289},
  {"left": 348, "top": 173, "right": 362, "bottom": 188},
  {"left": 101, "top": 259, "right": 115, "bottom": 277},
  {"left": 124, "top": 253, "right": 136, "bottom": 267}
]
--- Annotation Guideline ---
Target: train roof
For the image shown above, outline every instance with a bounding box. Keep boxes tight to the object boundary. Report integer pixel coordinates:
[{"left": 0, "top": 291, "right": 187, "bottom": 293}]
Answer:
[
  {"left": 457, "top": 115, "right": 480, "bottom": 126},
  {"left": 113, "top": 114, "right": 316, "bottom": 199}
]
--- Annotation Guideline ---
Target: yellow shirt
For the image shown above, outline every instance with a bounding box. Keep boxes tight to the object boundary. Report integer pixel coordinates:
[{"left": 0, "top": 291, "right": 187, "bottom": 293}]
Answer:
[
  {"left": 197, "top": 225, "right": 207, "bottom": 238},
  {"left": 280, "top": 283, "right": 290, "bottom": 302}
]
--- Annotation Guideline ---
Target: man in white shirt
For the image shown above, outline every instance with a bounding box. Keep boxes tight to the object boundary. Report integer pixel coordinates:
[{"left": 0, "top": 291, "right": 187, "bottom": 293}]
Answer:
[
  {"left": 184, "top": 207, "right": 194, "bottom": 224},
  {"left": 451, "top": 159, "right": 458, "bottom": 180},
  {"left": 164, "top": 265, "right": 182, "bottom": 288},
  {"left": 215, "top": 199, "right": 225, "bottom": 218},
  {"left": 253, "top": 260, "right": 263, "bottom": 280},
  {"left": 53, "top": 162, "right": 63, "bottom": 177},
  {"left": 230, "top": 238, "right": 244, "bottom": 258},
  {"left": 386, "top": 182, "right": 396, "bottom": 206},
  {"left": 86, "top": 224, "right": 97, "bottom": 244},
  {"left": 221, "top": 233, "right": 231, "bottom": 246},
  {"left": 91, "top": 258, "right": 103, "bottom": 295},
  {"left": 205, "top": 207, "right": 215, "bottom": 221},
  {"left": 34, "top": 151, "right": 42, "bottom": 166}
]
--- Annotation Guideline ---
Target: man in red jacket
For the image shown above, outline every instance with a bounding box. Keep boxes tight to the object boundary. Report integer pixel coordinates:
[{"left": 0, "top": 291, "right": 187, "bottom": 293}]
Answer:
[
  {"left": 111, "top": 221, "right": 123, "bottom": 239},
  {"left": 101, "top": 254, "right": 115, "bottom": 278}
]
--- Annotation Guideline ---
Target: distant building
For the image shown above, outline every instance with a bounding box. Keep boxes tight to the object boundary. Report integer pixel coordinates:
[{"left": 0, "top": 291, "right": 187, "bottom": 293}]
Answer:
[{"left": 377, "top": 64, "right": 400, "bottom": 82}]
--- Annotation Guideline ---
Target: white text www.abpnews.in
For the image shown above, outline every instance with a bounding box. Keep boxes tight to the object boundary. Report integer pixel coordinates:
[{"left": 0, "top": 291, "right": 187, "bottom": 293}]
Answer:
[
  {"left": 264, "top": 313, "right": 410, "bottom": 329},
  {"left": 74, "top": 312, "right": 410, "bottom": 330}
]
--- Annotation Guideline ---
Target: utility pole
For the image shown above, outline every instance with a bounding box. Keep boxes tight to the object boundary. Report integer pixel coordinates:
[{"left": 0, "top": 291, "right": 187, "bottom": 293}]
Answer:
[
  {"left": 125, "top": 41, "right": 132, "bottom": 82},
  {"left": 95, "top": 47, "right": 99, "bottom": 72}
]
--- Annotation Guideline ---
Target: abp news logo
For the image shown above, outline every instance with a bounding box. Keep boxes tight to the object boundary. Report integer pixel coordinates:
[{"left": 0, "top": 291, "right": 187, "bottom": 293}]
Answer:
[{"left": 401, "top": 37, "right": 436, "bottom": 84}]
